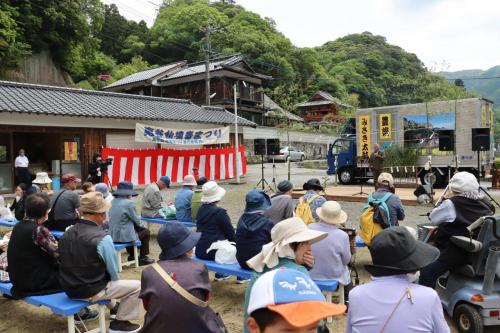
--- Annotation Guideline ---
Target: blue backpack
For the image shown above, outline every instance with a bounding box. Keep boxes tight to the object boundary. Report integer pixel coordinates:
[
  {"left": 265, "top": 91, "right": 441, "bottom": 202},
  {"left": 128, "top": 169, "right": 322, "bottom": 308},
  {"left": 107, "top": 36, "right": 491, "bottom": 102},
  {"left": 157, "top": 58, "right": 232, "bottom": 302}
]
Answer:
[{"left": 359, "top": 192, "right": 393, "bottom": 245}]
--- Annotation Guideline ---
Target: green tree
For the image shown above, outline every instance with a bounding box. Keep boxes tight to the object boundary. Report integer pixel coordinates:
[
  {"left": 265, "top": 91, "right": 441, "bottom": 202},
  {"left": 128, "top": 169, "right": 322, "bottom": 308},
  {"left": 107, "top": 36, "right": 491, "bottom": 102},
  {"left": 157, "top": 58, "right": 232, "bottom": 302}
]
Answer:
[{"left": 0, "top": 2, "right": 30, "bottom": 70}]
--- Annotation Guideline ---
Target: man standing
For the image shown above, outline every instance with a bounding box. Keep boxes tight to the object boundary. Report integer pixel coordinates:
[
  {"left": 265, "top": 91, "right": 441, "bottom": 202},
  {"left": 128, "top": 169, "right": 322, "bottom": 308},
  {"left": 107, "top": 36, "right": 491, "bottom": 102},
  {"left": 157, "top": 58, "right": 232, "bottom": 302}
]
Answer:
[
  {"left": 141, "top": 176, "right": 170, "bottom": 218},
  {"left": 369, "top": 143, "right": 384, "bottom": 186},
  {"left": 45, "top": 173, "right": 81, "bottom": 231},
  {"left": 59, "top": 192, "right": 142, "bottom": 333},
  {"left": 15, "top": 149, "right": 30, "bottom": 186}
]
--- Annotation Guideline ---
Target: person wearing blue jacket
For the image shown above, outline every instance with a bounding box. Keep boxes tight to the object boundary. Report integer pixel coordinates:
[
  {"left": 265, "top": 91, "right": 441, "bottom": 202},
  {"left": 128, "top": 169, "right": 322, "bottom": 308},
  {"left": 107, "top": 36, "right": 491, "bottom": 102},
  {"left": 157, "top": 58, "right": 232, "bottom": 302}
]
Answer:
[
  {"left": 235, "top": 190, "right": 273, "bottom": 270},
  {"left": 195, "top": 181, "right": 234, "bottom": 260}
]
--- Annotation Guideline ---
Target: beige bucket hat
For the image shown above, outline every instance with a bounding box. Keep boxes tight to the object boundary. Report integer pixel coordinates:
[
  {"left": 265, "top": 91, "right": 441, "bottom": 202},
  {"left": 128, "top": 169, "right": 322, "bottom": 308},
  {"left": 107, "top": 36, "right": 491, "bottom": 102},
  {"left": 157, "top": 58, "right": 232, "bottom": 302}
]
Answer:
[
  {"left": 247, "top": 217, "right": 327, "bottom": 272},
  {"left": 80, "top": 192, "right": 110, "bottom": 214},
  {"left": 316, "top": 201, "right": 348, "bottom": 225},
  {"left": 32, "top": 172, "right": 52, "bottom": 184},
  {"left": 201, "top": 181, "right": 226, "bottom": 203},
  {"left": 183, "top": 174, "right": 197, "bottom": 186}
]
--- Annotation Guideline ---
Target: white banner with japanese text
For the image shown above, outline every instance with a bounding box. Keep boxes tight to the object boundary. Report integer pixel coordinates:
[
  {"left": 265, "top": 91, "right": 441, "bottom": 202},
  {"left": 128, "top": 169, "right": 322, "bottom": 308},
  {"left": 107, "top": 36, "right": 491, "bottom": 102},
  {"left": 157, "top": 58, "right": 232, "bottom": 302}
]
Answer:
[{"left": 135, "top": 123, "right": 230, "bottom": 145}]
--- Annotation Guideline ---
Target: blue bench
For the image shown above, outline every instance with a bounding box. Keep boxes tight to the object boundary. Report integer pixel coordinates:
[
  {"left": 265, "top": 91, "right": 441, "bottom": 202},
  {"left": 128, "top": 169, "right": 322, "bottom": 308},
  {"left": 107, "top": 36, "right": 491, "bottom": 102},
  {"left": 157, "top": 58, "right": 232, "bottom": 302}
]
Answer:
[
  {"left": 193, "top": 256, "right": 344, "bottom": 322},
  {"left": 140, "top": 217, "right": 196, "bottom": 228},
  {"left": 51, "top": 230, "right": 65, "bottom": 238},
  {"left": 0, "top": 282, "right": 108, "bottom": 333},
  {"left": 355, "top": 235, "right": 366, "bottom": 247},
  {"left": 0, "top": 219, "right": 17, "bottom": 228},
  {"left": 114, "top": 240, "right": 142, "bottom": 272}
]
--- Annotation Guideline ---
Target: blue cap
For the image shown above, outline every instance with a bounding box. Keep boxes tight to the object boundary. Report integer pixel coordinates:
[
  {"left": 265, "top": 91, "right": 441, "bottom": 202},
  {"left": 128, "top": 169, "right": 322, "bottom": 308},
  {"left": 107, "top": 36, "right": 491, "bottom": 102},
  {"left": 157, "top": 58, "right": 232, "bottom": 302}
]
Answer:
[
  {"left": 95, "top": 183, "right": 109, "bottom": 198},
  {"left": 159, "top": 176, "right": 171, "bottom": 188},
  {"left": 245, "top": 189, "right": 271, "bottom": 212}
]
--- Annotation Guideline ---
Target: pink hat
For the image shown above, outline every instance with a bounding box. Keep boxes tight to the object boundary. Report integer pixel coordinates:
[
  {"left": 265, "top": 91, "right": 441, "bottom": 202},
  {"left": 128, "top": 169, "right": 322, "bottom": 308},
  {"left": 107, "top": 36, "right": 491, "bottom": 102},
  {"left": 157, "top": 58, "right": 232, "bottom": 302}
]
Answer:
[{"left": 183, "top": 174, "right": 197, "bottom": 186}]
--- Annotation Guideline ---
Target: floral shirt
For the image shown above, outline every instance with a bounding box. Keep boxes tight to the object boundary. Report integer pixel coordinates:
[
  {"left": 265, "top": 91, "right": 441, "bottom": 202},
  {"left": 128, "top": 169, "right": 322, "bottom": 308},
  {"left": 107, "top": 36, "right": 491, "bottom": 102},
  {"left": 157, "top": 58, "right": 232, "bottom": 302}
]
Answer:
[{"left": 32, "top": 225, "right": 59, "bottom": 260}]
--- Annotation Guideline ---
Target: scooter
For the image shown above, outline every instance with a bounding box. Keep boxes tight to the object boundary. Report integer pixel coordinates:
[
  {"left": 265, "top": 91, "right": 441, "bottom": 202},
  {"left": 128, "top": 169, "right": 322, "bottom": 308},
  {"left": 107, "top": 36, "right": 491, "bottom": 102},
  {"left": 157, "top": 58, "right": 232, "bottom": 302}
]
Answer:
[{"left": 420, "top": 216, "right": 500, "bottom": 333}]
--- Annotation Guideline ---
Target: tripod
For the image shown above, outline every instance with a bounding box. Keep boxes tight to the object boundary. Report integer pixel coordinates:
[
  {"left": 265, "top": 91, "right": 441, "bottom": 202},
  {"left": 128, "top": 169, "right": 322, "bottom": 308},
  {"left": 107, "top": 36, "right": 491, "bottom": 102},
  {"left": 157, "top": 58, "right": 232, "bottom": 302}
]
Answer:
[
  {"left": 267, "top": 158, "right": 277, "bottom": 192},
  {"left": 255, "top": 154, "right": 271, "bottom": 191}
]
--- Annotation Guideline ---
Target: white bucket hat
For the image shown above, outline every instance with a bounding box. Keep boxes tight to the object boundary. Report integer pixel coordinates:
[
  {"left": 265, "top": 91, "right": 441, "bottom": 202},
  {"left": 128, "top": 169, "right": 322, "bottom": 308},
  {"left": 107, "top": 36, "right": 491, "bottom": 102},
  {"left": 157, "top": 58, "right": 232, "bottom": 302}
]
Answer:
[
  {"left": 449, "top": 171, "right": 479, "bottom": 193},
  {"left": 201, "top": 181, "right": 226, "bottom": 203},
  {"left": 247, "top": 217, "right": 327, "bottom": 272},
  {"left": 32, "top": 172, "right": 52, "bottom": 184},
  {"left": 317, "top": 201, "right": 348, "bottom": 225},
  {"left": 183, "top": 174, "right": 197, "bottom": 186}
]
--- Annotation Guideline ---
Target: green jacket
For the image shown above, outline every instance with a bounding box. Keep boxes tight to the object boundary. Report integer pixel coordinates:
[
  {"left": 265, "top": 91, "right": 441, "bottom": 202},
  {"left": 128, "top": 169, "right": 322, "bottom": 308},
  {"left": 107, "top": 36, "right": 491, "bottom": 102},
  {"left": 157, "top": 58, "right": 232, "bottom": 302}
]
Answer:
[
  {"left": 243, "top": 258, "right": 308, "bottom": 333},
  {"left": 191, "top": 191, "right": 203, "bottom": 222}
]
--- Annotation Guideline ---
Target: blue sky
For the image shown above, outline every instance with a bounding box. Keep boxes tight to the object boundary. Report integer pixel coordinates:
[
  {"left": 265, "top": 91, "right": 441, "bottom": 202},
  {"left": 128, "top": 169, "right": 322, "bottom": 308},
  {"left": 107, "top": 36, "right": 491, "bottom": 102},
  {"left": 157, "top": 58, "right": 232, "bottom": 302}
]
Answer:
[{"left": 103, "top": 0, "right": 500, "bottom": 71}]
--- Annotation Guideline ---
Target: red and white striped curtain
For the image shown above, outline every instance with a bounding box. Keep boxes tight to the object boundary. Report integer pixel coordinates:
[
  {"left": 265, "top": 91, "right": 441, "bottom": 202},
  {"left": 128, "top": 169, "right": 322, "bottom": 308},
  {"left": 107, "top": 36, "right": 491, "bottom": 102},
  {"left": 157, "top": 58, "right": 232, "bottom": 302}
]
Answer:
[{"left": 101, "top": 146, "right": 247, "bottom": 186}]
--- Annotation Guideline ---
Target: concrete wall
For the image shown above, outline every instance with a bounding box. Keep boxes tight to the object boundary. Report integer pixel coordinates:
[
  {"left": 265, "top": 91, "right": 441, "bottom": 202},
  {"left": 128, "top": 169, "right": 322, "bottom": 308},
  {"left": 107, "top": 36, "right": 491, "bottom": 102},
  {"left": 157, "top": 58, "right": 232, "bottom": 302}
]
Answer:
[{"left": 242, "top": 126, "right": 335, "bottom": 160}]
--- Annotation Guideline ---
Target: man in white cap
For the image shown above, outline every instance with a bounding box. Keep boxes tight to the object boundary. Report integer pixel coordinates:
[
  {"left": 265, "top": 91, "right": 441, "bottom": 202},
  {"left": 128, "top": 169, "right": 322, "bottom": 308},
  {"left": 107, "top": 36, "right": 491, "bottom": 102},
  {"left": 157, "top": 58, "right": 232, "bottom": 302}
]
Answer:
[
  {"left": 371, "top": 172, "right": 405, "bottom": 227},
  {"left": 420, "top": 171, "right": 495, "bottom": 288},
  {"left": 174, "top": 174, "right": 197, "bottom": 221}
]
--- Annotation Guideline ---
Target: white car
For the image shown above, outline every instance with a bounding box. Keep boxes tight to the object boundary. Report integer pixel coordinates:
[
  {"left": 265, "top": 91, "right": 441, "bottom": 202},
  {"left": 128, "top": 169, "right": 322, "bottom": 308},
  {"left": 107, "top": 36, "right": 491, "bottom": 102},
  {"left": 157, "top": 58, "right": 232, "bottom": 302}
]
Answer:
[{"left": 269, "top": 146, "right": 306, "bottom": 162}]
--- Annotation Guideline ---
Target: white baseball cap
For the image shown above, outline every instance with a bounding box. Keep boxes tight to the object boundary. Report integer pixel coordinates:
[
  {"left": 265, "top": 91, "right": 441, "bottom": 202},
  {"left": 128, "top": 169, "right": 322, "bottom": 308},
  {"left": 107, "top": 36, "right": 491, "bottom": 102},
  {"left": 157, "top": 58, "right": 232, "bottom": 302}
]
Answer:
[{"left": 247, "top": 269, "right": 346, "bottom": 328}]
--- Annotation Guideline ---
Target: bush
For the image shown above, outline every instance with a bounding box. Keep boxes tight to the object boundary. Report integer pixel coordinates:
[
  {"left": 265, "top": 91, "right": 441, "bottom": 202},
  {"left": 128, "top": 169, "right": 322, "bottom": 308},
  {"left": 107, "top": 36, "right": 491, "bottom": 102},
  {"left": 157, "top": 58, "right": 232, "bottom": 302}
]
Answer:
[{"left": 383, "top": 145, "right": 418, "bottom": 167}]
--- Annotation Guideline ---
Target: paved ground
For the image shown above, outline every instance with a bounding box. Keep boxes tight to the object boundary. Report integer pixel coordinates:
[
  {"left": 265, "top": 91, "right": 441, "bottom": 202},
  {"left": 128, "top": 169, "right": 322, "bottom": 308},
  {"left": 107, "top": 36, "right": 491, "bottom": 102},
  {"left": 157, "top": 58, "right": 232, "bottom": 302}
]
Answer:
[{"left": 1, "top": 162, "right": 499, "bottom": 332}]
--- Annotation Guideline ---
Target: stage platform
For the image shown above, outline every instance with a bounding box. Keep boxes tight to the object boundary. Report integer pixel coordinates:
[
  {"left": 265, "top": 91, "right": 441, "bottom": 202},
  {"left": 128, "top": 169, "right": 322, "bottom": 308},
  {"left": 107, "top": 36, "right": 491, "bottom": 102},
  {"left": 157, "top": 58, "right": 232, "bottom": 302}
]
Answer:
[{"left": 292, "top": 185, "right": 445, "bottom": 206}]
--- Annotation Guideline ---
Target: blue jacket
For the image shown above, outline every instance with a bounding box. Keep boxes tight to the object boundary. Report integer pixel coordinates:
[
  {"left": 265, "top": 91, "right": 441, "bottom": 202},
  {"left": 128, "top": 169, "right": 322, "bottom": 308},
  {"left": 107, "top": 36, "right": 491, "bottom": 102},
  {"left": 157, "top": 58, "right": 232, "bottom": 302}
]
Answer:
[
  {"left": 235, "top": 212, "right": 273, "bottom": 270},
  {"left": 195, "top": 203, "right": 235, "bottom": 260},
  {"left": 175, "top": 187, "right": 194, "bottom": 221},
  {"left": 108, "top": 197, "right": 142, "bottom": 242}
]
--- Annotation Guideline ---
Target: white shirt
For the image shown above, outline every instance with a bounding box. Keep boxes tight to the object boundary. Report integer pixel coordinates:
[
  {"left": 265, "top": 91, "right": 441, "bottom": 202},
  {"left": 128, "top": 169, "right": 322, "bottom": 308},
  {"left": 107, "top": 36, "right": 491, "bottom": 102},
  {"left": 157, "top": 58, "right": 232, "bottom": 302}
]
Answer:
[
  {"left": 429, "top": 199, "right": 456, "bottom": 225},
  {"left": 15, "top": 155, "right": 29, "bottom": 168}
]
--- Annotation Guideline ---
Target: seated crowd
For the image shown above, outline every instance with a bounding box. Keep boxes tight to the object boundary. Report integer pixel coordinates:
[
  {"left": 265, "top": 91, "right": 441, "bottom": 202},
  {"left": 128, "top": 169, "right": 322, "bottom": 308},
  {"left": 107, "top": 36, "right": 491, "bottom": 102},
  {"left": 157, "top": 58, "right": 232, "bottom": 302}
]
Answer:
[{"left": 1, "top": 170, "right": 494, "bottom": 333}]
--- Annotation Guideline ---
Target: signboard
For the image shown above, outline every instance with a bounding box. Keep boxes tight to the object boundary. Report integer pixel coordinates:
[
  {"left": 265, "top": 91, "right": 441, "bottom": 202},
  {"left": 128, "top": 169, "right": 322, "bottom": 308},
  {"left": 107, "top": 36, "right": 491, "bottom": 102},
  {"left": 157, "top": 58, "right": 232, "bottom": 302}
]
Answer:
[
  {"left": 379, "top": 113, "right": 392, "bottom": 140},
  {"left": 358, "top": 115, "right": 371, "bottom": 159},
  {"left": 135, "top": 123, "right": 230, "bottom": 145},
  {"left": 64, "top": 142, "right": 78, "bottom": 161},
  {"left": 481, "top": 103, "right": 487, "bottom": 127}
]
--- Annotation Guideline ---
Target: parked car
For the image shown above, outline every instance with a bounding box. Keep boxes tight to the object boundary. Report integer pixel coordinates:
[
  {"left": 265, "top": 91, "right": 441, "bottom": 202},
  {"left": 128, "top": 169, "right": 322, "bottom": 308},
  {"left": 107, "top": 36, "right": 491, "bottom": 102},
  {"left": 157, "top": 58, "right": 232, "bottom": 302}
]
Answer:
[{"left": 269, "top": 146, "right": 306, "bottom": 162}]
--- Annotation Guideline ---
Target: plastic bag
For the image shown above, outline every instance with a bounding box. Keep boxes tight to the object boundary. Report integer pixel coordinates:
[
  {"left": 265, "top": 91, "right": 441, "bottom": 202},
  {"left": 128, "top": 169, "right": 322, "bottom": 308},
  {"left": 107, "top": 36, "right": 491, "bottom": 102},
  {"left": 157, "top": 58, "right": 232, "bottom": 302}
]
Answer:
[
  {"left": 158, "top": 205, "right": 176, "bottom": 219},
  {"left": 207, "top": 240, "right": 237, "bottom": 264}
]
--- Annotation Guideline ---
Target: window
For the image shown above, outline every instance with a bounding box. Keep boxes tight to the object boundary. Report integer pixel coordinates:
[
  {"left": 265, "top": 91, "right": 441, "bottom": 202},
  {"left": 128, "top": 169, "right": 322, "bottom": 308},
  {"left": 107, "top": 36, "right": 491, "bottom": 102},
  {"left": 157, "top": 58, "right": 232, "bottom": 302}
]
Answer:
[{"left": 331, "top": 140, "right": 350, "bottom": 154}]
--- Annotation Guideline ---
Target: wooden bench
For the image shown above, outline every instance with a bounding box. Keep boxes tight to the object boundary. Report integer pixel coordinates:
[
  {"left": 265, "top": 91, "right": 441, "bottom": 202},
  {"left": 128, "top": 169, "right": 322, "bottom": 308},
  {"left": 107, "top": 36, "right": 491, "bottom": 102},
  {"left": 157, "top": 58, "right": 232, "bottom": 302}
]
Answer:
[
  {"left": 140, "top": 217, "right": 196, "bottom": 228},
  {"left": 193, "top": 257, "right": 344, "bottom": 322},
  {"left": 0, "top": 282, "right": 108, "bottom": 333},
  {"left": 114, "top": 240, "right": 142, "bottom": 272}
]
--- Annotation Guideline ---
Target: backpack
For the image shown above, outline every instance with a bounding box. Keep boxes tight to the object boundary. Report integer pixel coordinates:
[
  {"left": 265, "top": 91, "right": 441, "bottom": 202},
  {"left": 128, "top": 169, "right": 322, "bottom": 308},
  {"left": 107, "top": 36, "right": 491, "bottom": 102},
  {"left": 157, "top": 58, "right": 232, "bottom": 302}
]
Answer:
[
  {"left": 359, "top": 192, "right": 392, "bottom": 246},
  {"left": 295, "top": 194, "right": 319, "bottom": 225}
]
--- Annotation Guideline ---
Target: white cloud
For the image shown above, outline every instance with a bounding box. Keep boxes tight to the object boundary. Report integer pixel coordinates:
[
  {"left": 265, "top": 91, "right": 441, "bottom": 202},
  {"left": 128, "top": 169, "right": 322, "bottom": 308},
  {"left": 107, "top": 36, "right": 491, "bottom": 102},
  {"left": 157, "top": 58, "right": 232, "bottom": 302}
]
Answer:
[{"left": 103, "top": 0, "right": 500, "bottom": 71}]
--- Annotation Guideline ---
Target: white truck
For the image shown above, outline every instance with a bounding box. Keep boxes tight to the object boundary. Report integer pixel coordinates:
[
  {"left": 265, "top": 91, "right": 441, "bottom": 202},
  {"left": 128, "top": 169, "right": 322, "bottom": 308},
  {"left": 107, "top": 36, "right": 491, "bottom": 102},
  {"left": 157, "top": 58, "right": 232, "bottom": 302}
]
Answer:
[{"left": 327, "top": 98, "right": 495, "bottom": 187}]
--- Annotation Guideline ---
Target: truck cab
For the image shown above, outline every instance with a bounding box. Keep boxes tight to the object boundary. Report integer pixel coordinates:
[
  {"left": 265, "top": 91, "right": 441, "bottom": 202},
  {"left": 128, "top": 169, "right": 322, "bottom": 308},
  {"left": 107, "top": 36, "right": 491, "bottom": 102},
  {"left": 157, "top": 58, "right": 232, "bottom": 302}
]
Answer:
[{"left": 327, "top": 137, "right": 358, "bottom": 184}]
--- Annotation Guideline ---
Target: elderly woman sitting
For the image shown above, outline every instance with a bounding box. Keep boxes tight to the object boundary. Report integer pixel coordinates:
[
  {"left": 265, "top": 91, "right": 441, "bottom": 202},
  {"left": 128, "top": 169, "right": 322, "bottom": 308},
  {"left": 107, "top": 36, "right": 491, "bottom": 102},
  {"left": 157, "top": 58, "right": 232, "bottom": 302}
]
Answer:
[
  {"left": 109, "top": 181, "right": 154, "bottom": 266},
  {"left": 139, "top": 222, "right": 227, "bottom": 332},
  {"left": 242, "top": 217, "right": 327, "bottom": 333}
]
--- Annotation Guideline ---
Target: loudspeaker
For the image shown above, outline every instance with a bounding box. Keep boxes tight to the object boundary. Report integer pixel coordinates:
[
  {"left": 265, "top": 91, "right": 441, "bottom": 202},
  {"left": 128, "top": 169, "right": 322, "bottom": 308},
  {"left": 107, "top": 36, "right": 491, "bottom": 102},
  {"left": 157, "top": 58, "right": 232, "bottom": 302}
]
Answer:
[
  {"left": 266, "top": 139, "right": 281, "bottom": 155},
  {"left": 254, "top": 139, "right": 266, "bottom": 155},
  {"left": 471, "top": 128, "right": 490, "bottom": 151},
  {"left": 438, "top": 130, "right": 454, "bottom": 151}
]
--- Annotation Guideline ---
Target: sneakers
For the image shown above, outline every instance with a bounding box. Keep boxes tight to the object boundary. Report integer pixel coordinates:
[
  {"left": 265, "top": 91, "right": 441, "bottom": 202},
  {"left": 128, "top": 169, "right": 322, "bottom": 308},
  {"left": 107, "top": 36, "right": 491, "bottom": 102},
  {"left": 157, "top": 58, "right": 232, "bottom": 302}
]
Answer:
[
  {"left": 74, "top": 307, "right": 98, "bottom": 324},
  {"left": 109, "top": 320, "right": 141, "bottom": 333},
  {"left": 214, "top": 273, "right": 231, "bottom": 282},
  {"left": 236, "top": 277, "right": 250, "bottom": 284},
  {"left": 139, "top": 256, "right": 154, "bottom": 266},
  {"left": 110, "top": 302, "right": 120, "bottom": 320}
]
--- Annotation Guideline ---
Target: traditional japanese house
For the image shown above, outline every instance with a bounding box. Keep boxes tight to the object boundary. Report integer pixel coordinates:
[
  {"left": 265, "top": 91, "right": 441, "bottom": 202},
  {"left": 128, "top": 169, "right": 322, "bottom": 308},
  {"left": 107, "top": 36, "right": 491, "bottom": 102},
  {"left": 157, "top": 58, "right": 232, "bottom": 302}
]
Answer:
[{"left": 296, "top": 91, "right": 351, "bottom": 125}]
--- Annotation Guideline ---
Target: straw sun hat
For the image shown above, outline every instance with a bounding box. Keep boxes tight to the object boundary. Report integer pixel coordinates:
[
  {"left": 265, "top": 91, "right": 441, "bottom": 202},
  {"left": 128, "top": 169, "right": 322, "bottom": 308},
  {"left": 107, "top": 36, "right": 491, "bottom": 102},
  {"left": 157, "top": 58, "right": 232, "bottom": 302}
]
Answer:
[
  {"left": 32, "top": 172, "right": 52, "bottom": 185},
  {"left": 316, "top": 201, "right": 347, "bottom": 225}
]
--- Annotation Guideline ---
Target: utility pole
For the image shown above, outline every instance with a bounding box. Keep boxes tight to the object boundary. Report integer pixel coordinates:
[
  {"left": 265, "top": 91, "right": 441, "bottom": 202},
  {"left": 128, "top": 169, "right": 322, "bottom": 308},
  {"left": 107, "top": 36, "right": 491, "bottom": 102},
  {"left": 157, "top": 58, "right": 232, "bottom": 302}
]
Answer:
[
  {"left": 234, "top": 82, "right": 241, "bottom": 183},
  {"left": 202, "top": 25, "right": 219, "bottom": 106}
]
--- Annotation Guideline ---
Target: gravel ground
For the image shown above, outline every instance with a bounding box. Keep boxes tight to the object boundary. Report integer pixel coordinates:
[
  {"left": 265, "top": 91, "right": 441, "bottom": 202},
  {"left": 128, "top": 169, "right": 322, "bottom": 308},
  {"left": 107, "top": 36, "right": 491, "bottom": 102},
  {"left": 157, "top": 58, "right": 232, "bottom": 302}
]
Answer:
[{"left": 1, "top": 162, "right": 499, "bottom": 332}]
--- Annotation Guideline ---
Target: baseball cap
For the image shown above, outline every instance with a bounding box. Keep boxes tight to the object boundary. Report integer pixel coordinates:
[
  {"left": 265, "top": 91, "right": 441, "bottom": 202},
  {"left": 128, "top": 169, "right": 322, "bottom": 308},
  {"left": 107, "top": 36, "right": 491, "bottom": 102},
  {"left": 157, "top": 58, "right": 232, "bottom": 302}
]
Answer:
[
  {"left": 159, "top": 176, "right": 171, "bottom": 188},
  {"left": 247, "top": 269, "right": 346, "bottom": 328},
  {"left": 61, "top": 173, "right": 81, "bottom": 183}
]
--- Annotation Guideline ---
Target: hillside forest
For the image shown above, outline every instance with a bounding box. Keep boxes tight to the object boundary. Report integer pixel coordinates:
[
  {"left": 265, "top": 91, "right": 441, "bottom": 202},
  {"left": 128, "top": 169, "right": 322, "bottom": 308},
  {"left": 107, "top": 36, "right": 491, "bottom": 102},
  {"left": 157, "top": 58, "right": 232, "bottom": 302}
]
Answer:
[{"left": 1, "top": 0, "right": 497, "bottom": 138}]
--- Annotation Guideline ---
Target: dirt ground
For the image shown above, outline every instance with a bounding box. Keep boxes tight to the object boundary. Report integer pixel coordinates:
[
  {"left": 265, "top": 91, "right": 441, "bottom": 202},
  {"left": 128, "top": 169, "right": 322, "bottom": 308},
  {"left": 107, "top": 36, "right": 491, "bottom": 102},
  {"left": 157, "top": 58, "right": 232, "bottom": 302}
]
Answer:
[{"left": 1, "top": 162, "right": 499, "bottom": 332}]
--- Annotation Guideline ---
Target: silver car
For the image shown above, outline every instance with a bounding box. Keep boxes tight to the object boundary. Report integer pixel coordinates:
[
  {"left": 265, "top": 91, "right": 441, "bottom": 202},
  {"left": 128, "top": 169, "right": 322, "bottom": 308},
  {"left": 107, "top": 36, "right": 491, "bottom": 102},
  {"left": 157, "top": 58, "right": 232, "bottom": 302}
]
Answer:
[{"left": 269, "top": 146, "right": 306, "bottom": 162}]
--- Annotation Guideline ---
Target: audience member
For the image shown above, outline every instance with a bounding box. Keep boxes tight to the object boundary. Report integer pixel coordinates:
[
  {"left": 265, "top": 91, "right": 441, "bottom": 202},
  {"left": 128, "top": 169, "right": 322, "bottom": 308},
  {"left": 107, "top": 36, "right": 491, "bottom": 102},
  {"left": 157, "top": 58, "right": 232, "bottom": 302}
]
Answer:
[
  {"left": 8, "top": 193, "right": 98, "bottom": 321},
  {"left": 347, "top": 227, "right": 449, "bottom": 333},
  {"left": 297, "top": 178, "right": 326, "bottom": 223},
  {"left": 309, "top": 201, "right": 352, "bottom": 300},
  {"left": 141, "top": 176, "right": 170, "bottom": 218},
  {"left": 246, "top": 269, "right": 345, "bottom": 333},
  {"left": 109, "top": 181, "right": 153, "bottom": 266},
  {"left": 95, "top": 183, "right": 113, "bottom": 204},
  {"left": 264, "top": 180, "right": 295, "bottom": 224},
  {"left": 243, "top": 217, "right": 327, "bottom": 333},
  {"left": 45, "top": 173, "right": 81, "bottom": 231},
  {"left": 140, "top": 222, "right": 227, "bottom": 332},
  {"left": 82, "top": 181, "right": 95, "bottom": 194},
  {"left": 175, "top": 175, "right": 197, "bottom": 221},
  {"left": 191, "top": 176, "right": 208, "bottom": 222},
  {"left": 235, "top": 190, "right": 273, "bottom": 270},
  {"left": 9, "top": 184, "right": 27, "bottom": 220},
  {"left": 59, "top": 192, "right": 142, "bottom": 333},
  {"left": 0, "top": 196, "right": 12, "bottom": 219},
  {"left": 32, "top": 172, "right": 53, "bottom": 196},
  {"left": 372, "top": 172, "right": 405, "bottom": 227},
  {"left": 420, "top": 171, "right": 495, "bottom": 288}
]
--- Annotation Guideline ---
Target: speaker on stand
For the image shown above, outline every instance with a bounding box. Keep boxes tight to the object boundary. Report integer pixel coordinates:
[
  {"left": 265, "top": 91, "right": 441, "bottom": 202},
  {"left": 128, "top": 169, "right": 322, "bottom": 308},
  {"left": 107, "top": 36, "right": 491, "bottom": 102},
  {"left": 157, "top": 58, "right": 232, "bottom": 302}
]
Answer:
[
  {"left": 266, "top": 139, "right": 280, "bottom": 192},
  {"left": 438, "top": 129, "right": 454, "bottom": 183},
  {"left": 471, "top": 128, "right": 490, "bottom": 182},
  {"left": 254, "top": 139, "right": 270, "bottom": 191}
]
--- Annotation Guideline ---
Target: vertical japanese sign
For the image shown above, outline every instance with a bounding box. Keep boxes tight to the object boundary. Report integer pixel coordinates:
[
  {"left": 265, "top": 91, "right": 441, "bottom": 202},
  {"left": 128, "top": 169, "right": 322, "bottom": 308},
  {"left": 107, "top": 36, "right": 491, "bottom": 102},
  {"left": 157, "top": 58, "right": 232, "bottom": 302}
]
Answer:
[
  {"left": 64, "top": 142, "right": 78, "bottom": 161},
  {"left": 378, "top": 113, "right": 392, "bottom": 140},
  {"left": 358, "top": 114, "right": 371, "bottom": 159},
  {"left": 135, "top": 123, "right": 230, "bottom": 145}
]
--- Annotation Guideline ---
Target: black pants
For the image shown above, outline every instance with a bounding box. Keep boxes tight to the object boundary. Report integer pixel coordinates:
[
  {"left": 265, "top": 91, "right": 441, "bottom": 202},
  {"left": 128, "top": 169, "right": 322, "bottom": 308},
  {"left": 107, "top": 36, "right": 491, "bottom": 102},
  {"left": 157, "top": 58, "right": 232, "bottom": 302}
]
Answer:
[
  {"left": 372, "top": 169, "right": 382, "bottom": 187},
  {"left": 16, "top": 167, "right": 31, "bottom": 187},
  {"left": 126, "top": 228, "right": 151, "bottom": 257}
]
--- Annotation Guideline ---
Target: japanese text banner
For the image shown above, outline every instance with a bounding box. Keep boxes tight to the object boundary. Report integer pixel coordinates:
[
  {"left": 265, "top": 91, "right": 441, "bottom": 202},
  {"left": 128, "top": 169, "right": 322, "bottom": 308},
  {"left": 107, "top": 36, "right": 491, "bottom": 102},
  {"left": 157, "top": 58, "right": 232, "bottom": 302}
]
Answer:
[
  {"left": 358, "top": 114, "right": 371, "bottom": 159},
  {"left": 135, "top": 123, "right": 230, "bottom": 145}
]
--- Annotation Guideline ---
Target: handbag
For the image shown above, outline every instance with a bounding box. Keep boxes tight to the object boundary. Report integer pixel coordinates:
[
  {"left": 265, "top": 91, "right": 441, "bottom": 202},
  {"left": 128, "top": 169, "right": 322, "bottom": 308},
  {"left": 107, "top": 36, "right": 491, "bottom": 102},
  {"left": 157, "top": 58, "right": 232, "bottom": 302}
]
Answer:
[
  {"left": 379, "top": 285, "right": 412, "bottom": 333},
  {"left": 46, "top": 189, "right": 66, "bottom": 225},
  {"left": 152, "top": 263, "right": 228, "bottom": 333}
]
